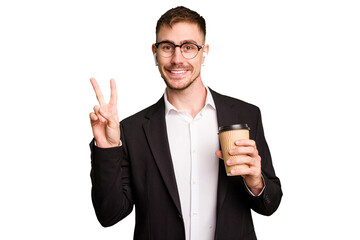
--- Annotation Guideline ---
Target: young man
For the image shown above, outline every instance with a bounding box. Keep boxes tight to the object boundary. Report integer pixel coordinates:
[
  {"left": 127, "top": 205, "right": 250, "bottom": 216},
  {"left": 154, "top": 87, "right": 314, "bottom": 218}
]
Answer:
[{"left": 89, "top": 6, "right": 282, "bottom": 240}]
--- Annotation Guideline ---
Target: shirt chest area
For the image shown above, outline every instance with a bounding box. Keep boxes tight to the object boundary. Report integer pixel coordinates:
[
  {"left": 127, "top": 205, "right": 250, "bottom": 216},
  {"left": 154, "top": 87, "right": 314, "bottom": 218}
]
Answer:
[
  {"left": 165, "top": 106, "right": 219, "bottom": 178},
  {"left": 165, "top": 106, "right": 219, "bottom": 239}
]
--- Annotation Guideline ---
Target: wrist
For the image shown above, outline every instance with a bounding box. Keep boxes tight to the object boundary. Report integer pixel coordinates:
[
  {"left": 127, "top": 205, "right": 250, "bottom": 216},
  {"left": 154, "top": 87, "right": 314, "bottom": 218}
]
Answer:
[
  {"left": 250, "top": 181, "right": 263, "bottom": 193},
  {"left": 246, "top": 175, "right": 265, "bottom": 196},
  {"left": 95, "top": 139, "right": 122, "bottom": 148}
]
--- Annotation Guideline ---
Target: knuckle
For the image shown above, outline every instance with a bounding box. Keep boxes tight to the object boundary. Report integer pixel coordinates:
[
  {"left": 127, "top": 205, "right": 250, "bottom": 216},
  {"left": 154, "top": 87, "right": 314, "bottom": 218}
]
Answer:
[
  {"left": 233, "top": 157, "right": 241, "bottom": 164},
  {"left": 249, "top": 147, "right": 255, "bottom": 154}
]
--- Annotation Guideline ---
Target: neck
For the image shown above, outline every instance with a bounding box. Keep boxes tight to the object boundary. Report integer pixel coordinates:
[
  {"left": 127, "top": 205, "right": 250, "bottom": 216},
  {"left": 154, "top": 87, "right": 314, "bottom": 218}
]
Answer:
[{"left": 166, "top": 79, "right": 207, "bottom": 118}]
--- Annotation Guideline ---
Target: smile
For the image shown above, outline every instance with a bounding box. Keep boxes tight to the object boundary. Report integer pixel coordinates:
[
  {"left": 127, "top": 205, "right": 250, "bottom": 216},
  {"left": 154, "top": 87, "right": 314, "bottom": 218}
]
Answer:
[
  {"left": 170, "top": 70, "right": 187, "bottom": 74},
  {"left": 166, "top": 69, "right": 190, "bottom": 78}
]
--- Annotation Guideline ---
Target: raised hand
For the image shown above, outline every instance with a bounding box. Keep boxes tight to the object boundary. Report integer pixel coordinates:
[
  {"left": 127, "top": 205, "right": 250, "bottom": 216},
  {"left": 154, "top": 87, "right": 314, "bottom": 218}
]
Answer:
[{"left": 89, "top": 78, "right": 120, "bottom": 148}]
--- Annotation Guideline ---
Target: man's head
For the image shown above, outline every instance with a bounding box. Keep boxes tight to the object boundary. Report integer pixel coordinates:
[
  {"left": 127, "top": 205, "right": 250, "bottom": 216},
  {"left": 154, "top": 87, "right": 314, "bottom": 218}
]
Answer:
[
  {"left": 152, "top": 6, "right": 208, "bottom": 91},
  {"left": 155, "top": 6, "right": 206, "bottom": 42}
]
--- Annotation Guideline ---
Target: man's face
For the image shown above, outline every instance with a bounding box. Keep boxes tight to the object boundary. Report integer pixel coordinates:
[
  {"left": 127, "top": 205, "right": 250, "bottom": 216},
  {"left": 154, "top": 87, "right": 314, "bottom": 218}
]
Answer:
[{"left": 152, "top": 22, "right": 208, "bottom": 91}]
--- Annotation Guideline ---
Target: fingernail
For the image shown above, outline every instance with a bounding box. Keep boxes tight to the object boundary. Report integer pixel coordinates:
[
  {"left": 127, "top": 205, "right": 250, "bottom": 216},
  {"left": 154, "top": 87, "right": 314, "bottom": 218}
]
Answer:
[{"left": 227, "top": 160, "right": 232, "bottom": 165}]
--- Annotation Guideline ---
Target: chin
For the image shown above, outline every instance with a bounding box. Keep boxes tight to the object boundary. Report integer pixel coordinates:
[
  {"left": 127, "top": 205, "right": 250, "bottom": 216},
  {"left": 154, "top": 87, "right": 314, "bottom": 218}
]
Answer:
[
  {"left": 163, "top": 76, "right": 195, "bottom": 91},
  {"left": 165, "top": 81, "right": 192, "bottom": 91}
]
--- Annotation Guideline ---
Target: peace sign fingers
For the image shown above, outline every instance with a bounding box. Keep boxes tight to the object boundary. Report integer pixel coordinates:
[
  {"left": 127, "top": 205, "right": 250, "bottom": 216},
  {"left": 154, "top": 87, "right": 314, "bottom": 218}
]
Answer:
[{"left": 89, "top": 78, "right": 121, "bottom": 148}]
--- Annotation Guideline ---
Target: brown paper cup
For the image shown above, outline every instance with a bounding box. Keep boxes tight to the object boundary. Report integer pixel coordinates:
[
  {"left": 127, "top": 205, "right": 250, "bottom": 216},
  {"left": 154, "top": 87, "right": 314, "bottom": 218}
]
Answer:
[{"left": 218, "top": 124, "right": 250, "bottom": 176}]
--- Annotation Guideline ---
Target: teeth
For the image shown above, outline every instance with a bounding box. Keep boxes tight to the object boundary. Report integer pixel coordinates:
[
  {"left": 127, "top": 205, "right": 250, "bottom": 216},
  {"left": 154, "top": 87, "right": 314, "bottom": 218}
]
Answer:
[{"left": 171, "top": 70, "right": 186, "bottom": 74}]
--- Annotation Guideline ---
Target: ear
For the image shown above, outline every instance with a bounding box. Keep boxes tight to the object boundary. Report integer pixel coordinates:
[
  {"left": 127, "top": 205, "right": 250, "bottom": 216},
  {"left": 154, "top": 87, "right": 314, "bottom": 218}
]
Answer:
[
  {"left": 152, "top": 44, "right": 158, "bottom": 66},
  {"left": 152, "top": 44, "right": 156, "bottom": 54},
  {"left": 202, "top": 44, "right": 209, "bottom": 65},
  {"left": 153, "top": 53, "right": 158, "bottom": 66}
]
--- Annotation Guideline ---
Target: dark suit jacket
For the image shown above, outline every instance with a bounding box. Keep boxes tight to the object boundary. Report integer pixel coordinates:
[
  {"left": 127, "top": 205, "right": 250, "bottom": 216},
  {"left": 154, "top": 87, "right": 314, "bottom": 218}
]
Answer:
[{"left": 90, "top": 88, "right": 282, "bottom": 240}]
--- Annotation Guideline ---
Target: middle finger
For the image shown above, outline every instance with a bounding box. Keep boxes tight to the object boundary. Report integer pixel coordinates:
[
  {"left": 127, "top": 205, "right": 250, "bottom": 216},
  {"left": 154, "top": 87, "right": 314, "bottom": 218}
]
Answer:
[
  {"left": 227, "top": 155, "right": 254, "bottom": 166},
  {"left": 229, "top": 146, "right": 256, "bottom": 156}
]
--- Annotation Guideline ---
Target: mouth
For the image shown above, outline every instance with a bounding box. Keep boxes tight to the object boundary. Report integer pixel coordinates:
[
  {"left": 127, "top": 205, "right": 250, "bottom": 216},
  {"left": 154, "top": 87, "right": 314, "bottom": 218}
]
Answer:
[
  {"left": 170, "top": 70, "right": 187, "bottom": 74},
  {"left": 166, "top": 69, "right": 190, "bottom": 78}
]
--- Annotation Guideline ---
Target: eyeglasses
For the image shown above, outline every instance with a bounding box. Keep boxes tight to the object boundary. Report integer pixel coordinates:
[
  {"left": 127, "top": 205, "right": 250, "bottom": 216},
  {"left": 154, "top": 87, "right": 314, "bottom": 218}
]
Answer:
[{"left": 154, "top": 41, "right": 205, "bottom": 59}]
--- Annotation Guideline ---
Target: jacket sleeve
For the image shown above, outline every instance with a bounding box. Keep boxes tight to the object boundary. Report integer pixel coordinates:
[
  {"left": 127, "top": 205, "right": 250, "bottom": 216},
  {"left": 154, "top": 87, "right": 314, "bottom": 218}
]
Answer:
[
  {"left": 247, "top": 108, "right": 283, "bottom": 216},
  {"left": 89, "top": 124, "right": 133, "bottom": 227}
]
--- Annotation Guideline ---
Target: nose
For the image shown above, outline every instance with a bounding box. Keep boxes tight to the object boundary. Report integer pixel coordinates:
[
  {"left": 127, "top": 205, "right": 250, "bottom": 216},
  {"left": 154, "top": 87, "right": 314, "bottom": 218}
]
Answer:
[{"left": 171, "top": 46, "right": 185, "bottom": 64}]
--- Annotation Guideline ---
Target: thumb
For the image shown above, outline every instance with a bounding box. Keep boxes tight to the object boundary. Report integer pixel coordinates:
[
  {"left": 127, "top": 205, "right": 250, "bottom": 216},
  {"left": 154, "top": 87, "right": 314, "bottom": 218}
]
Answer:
[{"left": 215, "top": 150, "right": 223, "bottom": 159}]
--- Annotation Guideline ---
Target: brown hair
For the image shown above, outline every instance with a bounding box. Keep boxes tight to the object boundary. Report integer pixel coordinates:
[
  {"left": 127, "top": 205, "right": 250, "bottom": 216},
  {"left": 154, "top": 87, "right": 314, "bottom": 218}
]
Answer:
[{"left": 156, "top": 6, "right": 206, "bottom": 41}]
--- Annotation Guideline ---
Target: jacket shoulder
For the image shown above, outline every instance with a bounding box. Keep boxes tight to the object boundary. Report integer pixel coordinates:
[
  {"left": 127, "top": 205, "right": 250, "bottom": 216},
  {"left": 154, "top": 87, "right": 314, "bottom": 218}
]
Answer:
[
  {"left": 209, "top": 88, "right": 260, "bottom": 113},
  {"left": 120, "top": 96, "right": 164, "bottom": 126}
]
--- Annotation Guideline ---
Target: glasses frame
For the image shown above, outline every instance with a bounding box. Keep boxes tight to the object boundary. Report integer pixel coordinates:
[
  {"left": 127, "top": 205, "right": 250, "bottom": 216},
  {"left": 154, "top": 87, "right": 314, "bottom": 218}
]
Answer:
[{"left": 154, "top": 41, "right": 205, "bottom": 59}]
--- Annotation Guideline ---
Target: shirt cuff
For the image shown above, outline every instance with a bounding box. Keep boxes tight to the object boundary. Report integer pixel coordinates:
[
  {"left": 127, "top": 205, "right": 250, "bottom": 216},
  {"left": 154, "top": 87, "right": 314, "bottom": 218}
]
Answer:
[
  {"left": 94, "top": 139, "right": 122, "bottom": 147},
  {"left": 244, "top": 175, "right": 266, "bottom": 197}
]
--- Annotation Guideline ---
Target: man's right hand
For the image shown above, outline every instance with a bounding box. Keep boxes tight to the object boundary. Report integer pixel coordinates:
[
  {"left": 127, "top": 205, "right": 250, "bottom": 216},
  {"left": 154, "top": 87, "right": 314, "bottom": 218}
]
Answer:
[{"left": 89, "top": 78, "right": 121, "bottom": 148}]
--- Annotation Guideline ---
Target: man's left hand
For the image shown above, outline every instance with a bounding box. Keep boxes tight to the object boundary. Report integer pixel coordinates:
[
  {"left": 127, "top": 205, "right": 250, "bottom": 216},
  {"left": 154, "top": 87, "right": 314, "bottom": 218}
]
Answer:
[{"left": 215, "top": 139, "right": 264, "bottom": 196}]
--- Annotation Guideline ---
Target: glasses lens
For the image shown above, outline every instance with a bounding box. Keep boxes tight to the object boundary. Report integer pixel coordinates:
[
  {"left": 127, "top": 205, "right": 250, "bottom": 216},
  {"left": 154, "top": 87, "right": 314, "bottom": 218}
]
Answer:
[
  {"left": 156, "top": 42, "right": 201, "bottom": 59},
  {"left": 158, "top": 42, "right": 174, "bottom": 57},
  {"left": 181, "top": 43, "right": 198, "bottom": 59}
]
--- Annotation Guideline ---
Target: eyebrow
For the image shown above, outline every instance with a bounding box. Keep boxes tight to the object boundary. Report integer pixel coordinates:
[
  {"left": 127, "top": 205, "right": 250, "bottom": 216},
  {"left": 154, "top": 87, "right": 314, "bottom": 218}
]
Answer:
[
  {"left": 180, "top": 39, "right": 198, "bottom": 44},
  {"left": 159, "top": 39, "right": 199, "bottom": 45}
]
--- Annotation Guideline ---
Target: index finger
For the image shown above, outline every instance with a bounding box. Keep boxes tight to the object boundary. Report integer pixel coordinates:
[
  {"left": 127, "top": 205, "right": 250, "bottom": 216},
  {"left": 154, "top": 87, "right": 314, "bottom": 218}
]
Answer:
[
  {"left": 90, "top": 78, "right": 106, "bottom": 106},
  {"left": 234, "top": 139, "right": 256, "bottom": 147}
]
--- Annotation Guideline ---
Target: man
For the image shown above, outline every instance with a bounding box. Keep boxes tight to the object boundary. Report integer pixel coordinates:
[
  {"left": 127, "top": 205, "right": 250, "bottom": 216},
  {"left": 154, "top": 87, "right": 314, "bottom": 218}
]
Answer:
[{"left": 89, "top": 6, "right": 282, "bottom": 240}]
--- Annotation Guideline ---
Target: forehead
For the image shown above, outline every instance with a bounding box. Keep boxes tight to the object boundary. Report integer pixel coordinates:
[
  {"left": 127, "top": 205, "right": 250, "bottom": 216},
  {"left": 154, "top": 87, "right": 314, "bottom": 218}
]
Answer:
[{"left": 156, "top": 22, "right": 204, "bottom": 44}]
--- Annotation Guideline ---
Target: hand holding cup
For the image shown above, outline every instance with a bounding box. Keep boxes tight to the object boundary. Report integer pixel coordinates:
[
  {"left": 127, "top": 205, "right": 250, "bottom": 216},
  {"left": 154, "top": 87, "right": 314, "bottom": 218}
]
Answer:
[{"left": 216, "top": 124, "right": 263, "bottom": 194}]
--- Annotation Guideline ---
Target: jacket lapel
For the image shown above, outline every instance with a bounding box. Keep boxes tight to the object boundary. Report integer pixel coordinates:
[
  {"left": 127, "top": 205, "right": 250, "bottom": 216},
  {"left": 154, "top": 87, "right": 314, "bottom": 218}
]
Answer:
[
  {"left": 142, "top": 97, "right": 182, "bottom": 215},
  {"left": 209, "top": 88, "right": 236, "bottom": 218}
]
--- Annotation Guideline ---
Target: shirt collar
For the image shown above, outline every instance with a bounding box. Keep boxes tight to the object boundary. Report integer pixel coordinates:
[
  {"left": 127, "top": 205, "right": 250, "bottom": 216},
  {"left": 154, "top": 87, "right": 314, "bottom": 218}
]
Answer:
[{"left": 164, "top": 86, "right": 216, "bottom": 116}]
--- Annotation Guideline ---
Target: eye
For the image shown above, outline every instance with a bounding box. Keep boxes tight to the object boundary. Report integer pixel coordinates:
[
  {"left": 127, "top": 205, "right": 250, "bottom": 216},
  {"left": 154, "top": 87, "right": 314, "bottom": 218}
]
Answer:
[
  {"left": 160, "top": 43, "right": 174, "bottom": 51},
  {"left": 182, "top": 43, "right": 197, "bottom": 51}
]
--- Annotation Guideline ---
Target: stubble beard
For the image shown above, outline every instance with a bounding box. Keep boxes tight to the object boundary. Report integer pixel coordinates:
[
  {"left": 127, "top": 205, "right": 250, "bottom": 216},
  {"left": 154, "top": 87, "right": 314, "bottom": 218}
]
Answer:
[{"left": 161, "top": 64, "right": 200, "bottom": 91}]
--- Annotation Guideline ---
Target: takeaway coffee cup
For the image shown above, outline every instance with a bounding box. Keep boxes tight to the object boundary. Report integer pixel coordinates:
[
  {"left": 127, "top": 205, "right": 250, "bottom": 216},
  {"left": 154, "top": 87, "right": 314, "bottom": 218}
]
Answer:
[{"left": 218, "top": 124, "right": 250, "bottom": 176}]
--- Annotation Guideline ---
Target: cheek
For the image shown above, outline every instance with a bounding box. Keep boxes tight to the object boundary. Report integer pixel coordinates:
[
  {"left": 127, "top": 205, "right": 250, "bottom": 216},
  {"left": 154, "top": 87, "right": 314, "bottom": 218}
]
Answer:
[
  {"left": 157, "top": 61, "right": 166, "bottom": 72},
  {"left": 191, "top": 59, "right": 202, "bottom": 71}
]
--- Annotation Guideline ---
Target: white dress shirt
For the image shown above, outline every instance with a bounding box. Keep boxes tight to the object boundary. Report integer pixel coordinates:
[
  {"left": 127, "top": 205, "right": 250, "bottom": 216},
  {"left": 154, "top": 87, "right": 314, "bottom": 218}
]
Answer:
[{"left": 164, "top": 87, "right": 219, "bottom": 240}]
